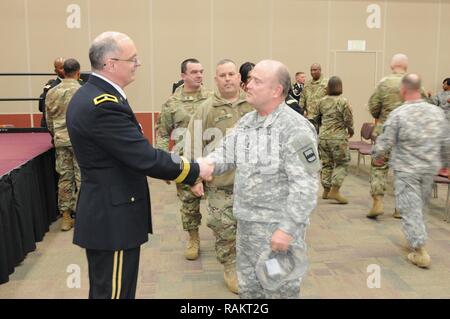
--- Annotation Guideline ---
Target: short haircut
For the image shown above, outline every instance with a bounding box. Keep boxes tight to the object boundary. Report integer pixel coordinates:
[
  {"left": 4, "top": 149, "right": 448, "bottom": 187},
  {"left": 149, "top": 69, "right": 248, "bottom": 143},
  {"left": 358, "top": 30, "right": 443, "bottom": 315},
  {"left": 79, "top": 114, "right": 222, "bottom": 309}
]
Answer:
[
  {"left": 89, "top": 35, "right": 121, "bottom": 70},
  {"left": 327, "top": 76, "right": 343, "bottom": 96},
  {"left": 401, "top": 73, "right": 421, "bottom": 91},
  {"left": 181, "top": 58, "right": 200, "bottom": 74},
  {"left": 443, "top": 78, "right": 450, "bottom": 86},
  {"left": 239, "top": 62, "right": 255, "bottom": 84},
  {"left": 63, "top": 58, "right": 80, "bottom": 76},
  {"left": 295, "top": 71, "right": 305, "bottom": 76},
  {"left": 276, "top": 65, "right": 291, "bottom": 98},
  {"left": 216, "top": 59, "right": 236, "bottom": 67}
]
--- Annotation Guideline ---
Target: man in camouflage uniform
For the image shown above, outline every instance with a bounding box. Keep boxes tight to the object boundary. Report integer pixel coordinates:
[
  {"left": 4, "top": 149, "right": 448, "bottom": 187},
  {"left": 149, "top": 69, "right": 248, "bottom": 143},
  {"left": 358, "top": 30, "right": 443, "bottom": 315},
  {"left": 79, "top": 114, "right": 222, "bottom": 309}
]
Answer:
[
  {"left": 431, "top": 78, "right": 450, "bottom": 117},
  {"left": 316, "top": 76, "right": 354, "bottom": 204},
  {"left": 299, "top": 63, "right": 328, "bottom": 126},
  {"left": 367, "top": 53, "right": 409, "bottom": 219},
  {"left": 45, "top": 58, "right": 81, "bottom": 231},
  {"left": 372, "top": 74, "right": 450, "bottom": 268},
  {"left": 195, "top": 60, "right": 320, "bottom": 298},
  {"left": 187, "top": 59, "right": 253, "bottom": 294},
  {"left": 156, "top": 58, "right": 212, "bottom": 260}
]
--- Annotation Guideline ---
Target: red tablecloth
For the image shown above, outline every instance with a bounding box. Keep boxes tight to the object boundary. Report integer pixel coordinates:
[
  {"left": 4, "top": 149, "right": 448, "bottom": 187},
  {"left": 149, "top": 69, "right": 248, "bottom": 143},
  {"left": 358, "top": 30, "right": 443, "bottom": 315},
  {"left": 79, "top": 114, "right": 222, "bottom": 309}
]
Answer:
[{"left": 0, "top": 133, "right": 53, "bottom": 176}]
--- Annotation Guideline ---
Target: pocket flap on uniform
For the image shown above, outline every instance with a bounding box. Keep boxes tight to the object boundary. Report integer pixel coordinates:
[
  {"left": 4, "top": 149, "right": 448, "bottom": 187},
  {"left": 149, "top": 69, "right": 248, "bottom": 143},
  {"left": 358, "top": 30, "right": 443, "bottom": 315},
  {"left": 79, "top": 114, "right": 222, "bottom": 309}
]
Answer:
[{"left": 110, "top": 183, "right": 146, "bottom": 206}]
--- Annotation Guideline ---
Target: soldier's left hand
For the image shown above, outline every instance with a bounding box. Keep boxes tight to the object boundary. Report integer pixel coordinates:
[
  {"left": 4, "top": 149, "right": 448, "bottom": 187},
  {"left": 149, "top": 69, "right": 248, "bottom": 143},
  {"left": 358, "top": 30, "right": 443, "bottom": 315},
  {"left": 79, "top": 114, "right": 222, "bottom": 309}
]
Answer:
[{"left": 271, "top": 229, "right": 293, "bottom": 252}]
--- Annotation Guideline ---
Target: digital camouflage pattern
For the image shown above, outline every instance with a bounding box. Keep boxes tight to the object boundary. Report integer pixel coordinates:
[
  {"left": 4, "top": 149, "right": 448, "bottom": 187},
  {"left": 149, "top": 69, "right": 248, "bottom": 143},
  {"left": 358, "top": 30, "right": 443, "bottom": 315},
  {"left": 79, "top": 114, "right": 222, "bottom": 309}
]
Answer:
[{"left": 207, "top": 103, "right": 320, "bottom": 298}]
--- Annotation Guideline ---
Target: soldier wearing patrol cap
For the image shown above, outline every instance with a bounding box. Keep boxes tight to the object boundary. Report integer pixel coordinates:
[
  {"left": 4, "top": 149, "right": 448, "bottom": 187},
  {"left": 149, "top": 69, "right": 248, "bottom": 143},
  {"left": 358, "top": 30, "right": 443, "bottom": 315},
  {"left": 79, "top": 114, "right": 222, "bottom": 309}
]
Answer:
[
  {"left": 156, "top": 58, "right": 213, "bottom": 261},
  {"left": 66, "top": 31, "right": 213, "bottom": 299}
]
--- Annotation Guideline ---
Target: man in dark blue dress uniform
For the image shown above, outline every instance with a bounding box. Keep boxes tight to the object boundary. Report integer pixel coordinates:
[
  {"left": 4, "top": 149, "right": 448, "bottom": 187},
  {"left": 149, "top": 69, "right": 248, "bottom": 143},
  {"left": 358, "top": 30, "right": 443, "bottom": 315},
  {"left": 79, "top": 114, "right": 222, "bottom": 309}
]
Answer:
[{"left": 67, "top": 31, "right": 212, "bottom": 299}]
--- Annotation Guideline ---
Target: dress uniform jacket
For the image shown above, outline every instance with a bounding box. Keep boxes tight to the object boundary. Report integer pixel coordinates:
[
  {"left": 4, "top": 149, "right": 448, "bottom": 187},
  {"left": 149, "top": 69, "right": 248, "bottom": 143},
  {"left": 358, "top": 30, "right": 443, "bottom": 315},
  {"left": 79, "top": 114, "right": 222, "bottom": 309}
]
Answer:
[{"left": 67, "top": 75, "right": 199, "bottom": 251}]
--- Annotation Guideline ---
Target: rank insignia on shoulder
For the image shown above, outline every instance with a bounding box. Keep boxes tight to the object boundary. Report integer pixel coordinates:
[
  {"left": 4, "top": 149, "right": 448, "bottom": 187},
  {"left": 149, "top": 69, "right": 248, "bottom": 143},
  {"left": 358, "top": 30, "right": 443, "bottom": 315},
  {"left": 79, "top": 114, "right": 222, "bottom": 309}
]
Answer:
[
  {"left": 93, "top": 94, "right": 119, "bottom": 105},
  {"left": 303, "top": 148, "right": 317, "bottom": 163}
]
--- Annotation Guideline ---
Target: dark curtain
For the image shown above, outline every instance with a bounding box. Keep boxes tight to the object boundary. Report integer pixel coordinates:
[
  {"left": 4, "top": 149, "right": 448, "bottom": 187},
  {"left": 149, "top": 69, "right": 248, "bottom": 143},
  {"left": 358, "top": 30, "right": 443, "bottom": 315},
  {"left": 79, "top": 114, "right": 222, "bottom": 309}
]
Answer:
[{"left": 0, "top": 149, "right": 58, "bottom": 284}]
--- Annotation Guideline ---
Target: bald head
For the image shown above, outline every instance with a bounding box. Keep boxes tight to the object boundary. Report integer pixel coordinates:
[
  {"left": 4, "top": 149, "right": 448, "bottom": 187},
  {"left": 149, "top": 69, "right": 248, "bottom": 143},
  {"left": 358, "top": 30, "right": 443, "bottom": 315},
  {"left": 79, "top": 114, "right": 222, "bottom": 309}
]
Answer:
[
  {"left": 246, "top": 59, "right": 291, "bottom": 114},
  {"left": 89, "top": 31, "right": 132, "bottom": 70},
  {"left": 390, "top": 53, "right": 408, "bottom": 73},
  {"left": 400, "top": 73, "right": 423, "bottom": 102},
  {"left": 401, "top": 73, "right": 421, "bottom": 91},
  {"left": 54, "top": 57, "right": 65, "bottom": 78},
  {"left": 310, "top": 63, "right": 322, "bottom": 81},
  {"left": 258, "top": 60, "right": 291, "bottom": 98}
]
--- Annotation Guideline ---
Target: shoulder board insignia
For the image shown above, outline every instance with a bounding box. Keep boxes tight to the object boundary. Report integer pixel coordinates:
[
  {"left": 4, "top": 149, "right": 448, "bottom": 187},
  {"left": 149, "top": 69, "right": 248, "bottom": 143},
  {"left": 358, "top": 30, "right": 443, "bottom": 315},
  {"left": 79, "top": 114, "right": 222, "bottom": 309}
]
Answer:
[{"left": 93, "top": 94, "right": 119, "bottom": 105}]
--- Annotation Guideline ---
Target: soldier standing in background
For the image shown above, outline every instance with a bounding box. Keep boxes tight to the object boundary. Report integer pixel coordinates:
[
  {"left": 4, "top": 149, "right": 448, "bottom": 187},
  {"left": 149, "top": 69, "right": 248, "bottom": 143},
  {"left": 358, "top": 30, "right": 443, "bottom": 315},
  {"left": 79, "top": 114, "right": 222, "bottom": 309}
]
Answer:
[
  {"left": 299, "top": 63, "right": 328, "bottom": 128},
  {"left": 194, "top": 60, "right": 320, "bottom": 298},
  {"left": 367, "top": 53, "right": 408, "bottom": 219},
  {"left": 372, "top": 74, "right": 450, "bottom": 268},
  {"left": 290, "top": 71, "right": 306, "bottom": 102},
  {"left": 45, "top": 58, "right": 81, "bottom": 231},
  {"left": 187, "top": 59, "right": 253, "bottom": 294},
  {"left": 431, "top": 77, "right": 450, "bottom": 117},
  {"left": 316, "top": 76, "right": 354, "bottom": 204},
  {"left": 156, "top": 58, "right": 213, "bottom": 261},
  {"left": 39, "top": 57, "right": 65, "bottom": 128}
]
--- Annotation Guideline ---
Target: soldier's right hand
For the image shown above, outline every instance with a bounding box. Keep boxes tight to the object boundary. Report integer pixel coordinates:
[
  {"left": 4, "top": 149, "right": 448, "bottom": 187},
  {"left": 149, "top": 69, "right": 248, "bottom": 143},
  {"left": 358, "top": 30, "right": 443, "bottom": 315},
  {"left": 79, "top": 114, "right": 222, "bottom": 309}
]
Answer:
[{"left": 197, "top": 157, "right": 214, "bottom": 182}]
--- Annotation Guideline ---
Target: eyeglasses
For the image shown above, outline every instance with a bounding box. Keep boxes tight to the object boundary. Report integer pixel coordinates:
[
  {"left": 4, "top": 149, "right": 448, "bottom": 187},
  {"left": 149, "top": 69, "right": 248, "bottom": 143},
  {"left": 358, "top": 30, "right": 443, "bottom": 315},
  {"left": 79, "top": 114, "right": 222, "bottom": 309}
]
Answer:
[{"left": 110, "top": 56, "right": 140, "bottom": 65}]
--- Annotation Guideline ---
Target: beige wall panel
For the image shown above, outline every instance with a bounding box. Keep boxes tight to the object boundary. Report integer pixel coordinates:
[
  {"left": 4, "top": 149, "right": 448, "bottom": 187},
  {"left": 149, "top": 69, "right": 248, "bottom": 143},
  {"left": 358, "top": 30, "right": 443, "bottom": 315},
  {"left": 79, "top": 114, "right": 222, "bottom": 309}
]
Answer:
[
  {"left": 152, "top": 0, "right": 211, "bottom": 113},
  {"left": 436, "top": 1, "right": 450, "bottom": 93},
  {"left": 329, "top": 0, "right": 384, "bottom": 51},
  {"left": 89, "top": 0, "right": 151, "bottom": 112},
  {"left": 0, "top": 0, "right": 32, "bottom": 113},
  {"left": 213, "top": 0, "right": 270, "bottom": 71},
  {"left": 384, "top": 0, "right": 440, "bottom": 91},
  {"left": 334, "top": 51, "right": 377, "bottom": 140},
  {"left": 27, "top": 0, "right": 90, "bottom": 114},
  {"left": 273, "top": 0, "right": 329, "bottom": 79}
]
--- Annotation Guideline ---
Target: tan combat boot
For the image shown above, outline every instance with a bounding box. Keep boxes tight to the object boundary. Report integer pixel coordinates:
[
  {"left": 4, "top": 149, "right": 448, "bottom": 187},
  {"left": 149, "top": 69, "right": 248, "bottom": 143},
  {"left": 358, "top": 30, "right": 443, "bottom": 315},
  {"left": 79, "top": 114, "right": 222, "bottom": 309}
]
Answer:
[
  {"left": 407, "top": 247, "right": 431, "bottom": 268},
  {"left": 322, "top": 187, "right": 330, "bottom": 199},
  {"left": 223, "top": 263, "right": 238, "bottom": 294},
  {"left": 60, "top": 211, "right": 74, "bottom": 231},
  {"left": 392, "top": 208, "right": 401, "bottom": 219},
  {"left": 327, "top": 186, "right": 348, "bottom": 204},
  {"left": 185, "top": 229, "right": 200, "bottom": 260},
  {"left": 367, "top": 195, "right": 384, "bottom": 218}
]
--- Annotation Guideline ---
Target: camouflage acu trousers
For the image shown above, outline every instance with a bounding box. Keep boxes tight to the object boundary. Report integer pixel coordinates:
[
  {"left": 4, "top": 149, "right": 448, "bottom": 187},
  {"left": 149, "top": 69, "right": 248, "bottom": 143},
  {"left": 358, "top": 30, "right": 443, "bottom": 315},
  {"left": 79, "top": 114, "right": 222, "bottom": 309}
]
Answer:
[
  {"left": 176, "top": 184, "right": 201, "bottom": 231},
  {"left": 55, "top": 146, "right": 80, "bottom": 213},
  {"left": 394, "top": 171, "right": 433, "bottom": 249},
  {"left": 236, "top": 220, "right": 305, "bottom": 299},
  {"left": 319, "top": 138, "right": 350, "bottom": 189},
  {"left": 205, "top": 185, "right": 236, "bottom": 265},
  {"left": 370, "top": 132, "right": 390, "bottom": 196}
]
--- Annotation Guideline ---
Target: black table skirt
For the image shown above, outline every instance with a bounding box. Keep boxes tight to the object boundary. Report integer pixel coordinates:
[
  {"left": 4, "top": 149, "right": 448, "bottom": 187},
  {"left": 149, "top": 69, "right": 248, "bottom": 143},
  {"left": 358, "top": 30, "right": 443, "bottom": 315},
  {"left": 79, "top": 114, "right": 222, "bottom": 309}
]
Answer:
[{"left": 0, "top": 149, "right": 58, "bottom": 284}]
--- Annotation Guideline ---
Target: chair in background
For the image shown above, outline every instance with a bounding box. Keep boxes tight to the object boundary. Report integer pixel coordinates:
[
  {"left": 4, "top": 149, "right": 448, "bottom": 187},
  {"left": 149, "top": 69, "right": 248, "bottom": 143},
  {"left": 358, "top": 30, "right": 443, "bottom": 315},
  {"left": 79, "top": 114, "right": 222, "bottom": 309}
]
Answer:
[
  {"left": 349, "top": 122, "right": 374, "bottom": 174},
  {"left": 432, "top": 170, "right": 450, "bottom": 222}
]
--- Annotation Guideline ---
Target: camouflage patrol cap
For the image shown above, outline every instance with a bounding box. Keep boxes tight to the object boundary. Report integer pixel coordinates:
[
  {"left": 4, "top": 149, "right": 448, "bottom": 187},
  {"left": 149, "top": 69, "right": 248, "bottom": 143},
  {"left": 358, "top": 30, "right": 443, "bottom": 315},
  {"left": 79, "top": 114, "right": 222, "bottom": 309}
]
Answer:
[{"left": 255, "top": 242, "right": 308, "bottom": 291}]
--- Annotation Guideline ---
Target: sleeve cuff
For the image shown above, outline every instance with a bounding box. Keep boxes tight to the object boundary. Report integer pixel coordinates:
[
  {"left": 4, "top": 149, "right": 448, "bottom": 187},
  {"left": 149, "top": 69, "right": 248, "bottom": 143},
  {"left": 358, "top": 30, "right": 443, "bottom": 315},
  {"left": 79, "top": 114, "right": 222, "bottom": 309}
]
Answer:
[{"left": 174, "top": 156, "right": 200, "bottom": 186}]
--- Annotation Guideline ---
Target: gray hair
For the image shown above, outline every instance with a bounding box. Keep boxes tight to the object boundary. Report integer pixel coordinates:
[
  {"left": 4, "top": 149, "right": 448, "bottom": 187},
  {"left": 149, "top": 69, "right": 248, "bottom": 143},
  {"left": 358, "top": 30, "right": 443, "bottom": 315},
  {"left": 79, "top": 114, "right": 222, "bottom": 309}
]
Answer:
[
  {"left": 276, "top": 64, "right": 291, "bottom": 98},
  {"left": 89, "top": 32, "right": 122, "bottom": 70}
]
